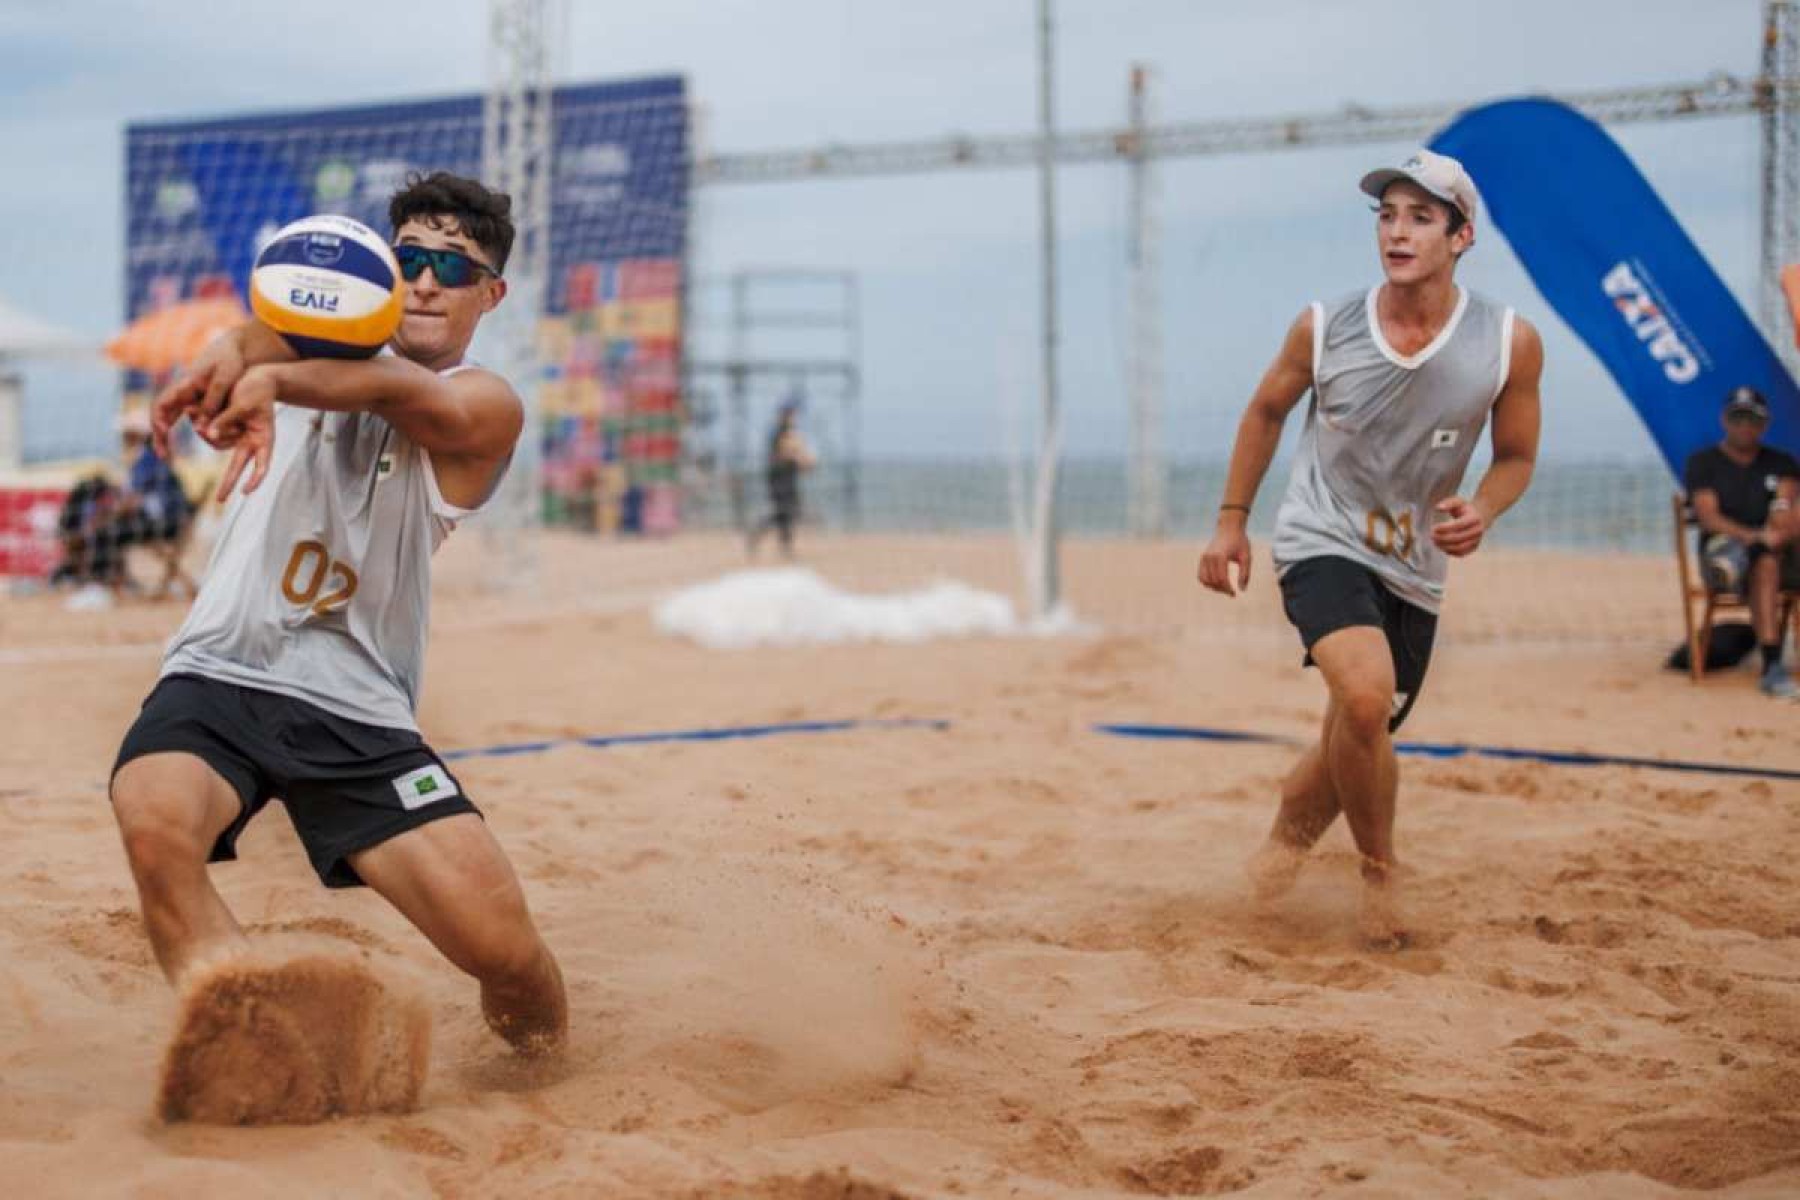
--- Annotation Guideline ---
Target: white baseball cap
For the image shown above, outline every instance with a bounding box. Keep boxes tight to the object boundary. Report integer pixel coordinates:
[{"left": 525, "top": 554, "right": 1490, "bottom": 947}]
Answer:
[{"left": 1360, "top": 149, "right": 1480, "bottom": 224}]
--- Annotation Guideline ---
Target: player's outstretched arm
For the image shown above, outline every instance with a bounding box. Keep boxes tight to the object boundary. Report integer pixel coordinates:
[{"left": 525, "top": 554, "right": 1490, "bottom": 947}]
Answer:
[
  {"left": 1689, "top": 489, "right": 1759, "bottom": 544},
  {"left": 1434, "top": 317, "right": 1544, "bottom": 557},
  {"left": 205, "top": 356, "right": 523, "bottom": 506},
  {"left": 1197, "top": 308, "right": 1316, "bottom": 597}
]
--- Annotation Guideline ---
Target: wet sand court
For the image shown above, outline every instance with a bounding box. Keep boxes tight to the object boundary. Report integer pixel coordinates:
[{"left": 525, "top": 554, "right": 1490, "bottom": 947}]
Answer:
[{"left": 2, "top": 533, "right": 1797, "bottom": 1197}]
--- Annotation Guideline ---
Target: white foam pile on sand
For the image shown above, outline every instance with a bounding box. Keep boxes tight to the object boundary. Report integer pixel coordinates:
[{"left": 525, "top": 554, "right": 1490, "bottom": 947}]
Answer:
[{"left": 653, "top": 567, "right": 1074, "bottom": 649}]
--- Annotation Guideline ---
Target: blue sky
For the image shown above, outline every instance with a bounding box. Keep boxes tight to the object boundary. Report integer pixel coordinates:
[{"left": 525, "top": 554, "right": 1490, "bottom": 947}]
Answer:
[{"left": 0, "top": 0, "right": 1763, "bottom": 466}]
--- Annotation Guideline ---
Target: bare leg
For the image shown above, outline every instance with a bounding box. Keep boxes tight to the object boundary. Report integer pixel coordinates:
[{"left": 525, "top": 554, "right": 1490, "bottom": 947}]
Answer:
[
  {"left": 110, "top": 752, "right": 249, "bottom": 983},
  {"left": 1750, "top": 552, "right": 1781, "bottom": 646},
  {"left": 1308, "top": 627, "right": 1407, "bottom": 948},
  {"left": 1749, "top": 554, "right": 1799, "bottom": 697},
  {"left": 1246, "top": 701, "right": 1342, "bottom": 903},
  {"left": 350, "top": 813, "right": 568, "bottom": 1055}
]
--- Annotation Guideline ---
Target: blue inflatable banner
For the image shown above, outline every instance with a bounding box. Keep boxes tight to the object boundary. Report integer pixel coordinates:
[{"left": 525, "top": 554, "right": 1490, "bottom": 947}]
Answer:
[{"left": 1432, "top": 98, "right": 1800, "bottom": 473}]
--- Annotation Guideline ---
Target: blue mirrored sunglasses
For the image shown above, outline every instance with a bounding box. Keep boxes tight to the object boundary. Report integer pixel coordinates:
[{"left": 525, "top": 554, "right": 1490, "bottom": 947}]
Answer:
[{"left": 393, "top": 244, "right": 499, "bottom": 288}]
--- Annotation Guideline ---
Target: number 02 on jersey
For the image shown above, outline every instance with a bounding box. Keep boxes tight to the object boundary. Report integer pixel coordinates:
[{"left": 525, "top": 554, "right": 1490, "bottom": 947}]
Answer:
[{"left": 281, "top": 539, "right": 359, "bottom": 616}]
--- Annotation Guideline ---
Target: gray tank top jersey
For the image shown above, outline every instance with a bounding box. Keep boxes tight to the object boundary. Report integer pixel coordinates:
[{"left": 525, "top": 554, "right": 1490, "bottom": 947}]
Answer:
[
  {"left": 161, "top": 365, "right": 510, "bottom": 732},
  {"left": 1271, "top": 287, "right": 1515, "bottom": 614}
]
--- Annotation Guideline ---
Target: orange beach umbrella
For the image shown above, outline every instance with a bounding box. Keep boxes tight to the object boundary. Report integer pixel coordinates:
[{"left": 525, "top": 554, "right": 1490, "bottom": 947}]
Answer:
[{"left": 105, "top": 297, "right": 248, "bottom": 374}]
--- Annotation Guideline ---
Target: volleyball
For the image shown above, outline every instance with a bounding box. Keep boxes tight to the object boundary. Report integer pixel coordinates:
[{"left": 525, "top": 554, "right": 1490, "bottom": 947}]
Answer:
[{"left": 249, "top": 215, "right": 403, "bottom": 359}]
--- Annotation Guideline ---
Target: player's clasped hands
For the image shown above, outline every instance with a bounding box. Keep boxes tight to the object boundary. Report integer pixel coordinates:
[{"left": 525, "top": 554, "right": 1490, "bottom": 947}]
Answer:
[
  {"left": 151, "top": 339, "right": 277, "bottom": 503},
  {"left": 201, "top": 368, "right": 278, "bottom": 501},
  {"left": 150, "top": 335, "right": 245, "bottom": 457}
]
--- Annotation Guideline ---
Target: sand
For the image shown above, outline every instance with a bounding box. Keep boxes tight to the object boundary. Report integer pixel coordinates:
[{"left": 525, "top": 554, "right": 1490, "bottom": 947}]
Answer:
[
  {"left": 1, "top": 531, "right": 1797, "bottom": 1197},
  {"left": 157, "top": 944, "right": 432, "bottom": 1125}
]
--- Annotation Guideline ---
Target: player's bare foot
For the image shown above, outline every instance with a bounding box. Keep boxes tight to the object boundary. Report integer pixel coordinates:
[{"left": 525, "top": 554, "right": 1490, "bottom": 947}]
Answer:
[
  {"left": 1246, "top": 838, "right": 1308, "bottom": 905},
  {"left": 479, "top": 948, "right": 569, "bottom": 1058},
  {"left": 159, "top": 945, "right": 430, "bottom": 1124},
  {"left": 487, "top": 1015, "right": 567, "bottom": 1059},
  {"left": 1357, "top": 861, "right": 1409, "bottom": 951}
]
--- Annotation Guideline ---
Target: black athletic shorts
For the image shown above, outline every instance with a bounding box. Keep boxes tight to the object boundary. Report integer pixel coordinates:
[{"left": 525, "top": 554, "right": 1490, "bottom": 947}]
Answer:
[
  {"left": 1698, "top": 534, "right": 1800, "bottom": 593},
  {"left": 112, "top": 674, "right": 480, "bottom": 889},
  {"left": 1277, "top": 556, "right": 1438, "bottom": 732}
]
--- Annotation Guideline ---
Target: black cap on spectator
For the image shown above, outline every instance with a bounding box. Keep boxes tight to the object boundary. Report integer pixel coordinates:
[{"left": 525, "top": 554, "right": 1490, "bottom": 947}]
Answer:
[{"left": 1723, "top": 385, "right": 1770, "bottom": 421}]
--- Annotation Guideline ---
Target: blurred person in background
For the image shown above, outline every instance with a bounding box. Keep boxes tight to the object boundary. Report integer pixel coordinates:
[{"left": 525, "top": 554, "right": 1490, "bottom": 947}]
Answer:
[
  {"left": 93, "top": 408, "right": 193, "bottom": 585},
  {"left": 52, "top": 408, "right": 191, "bottom": 603},
  {"left": 1683, "top": 385, "right": 1800, "bottom": 699},
  {"left": 747, "top": 399, "right": 816, "bottom": 560}
]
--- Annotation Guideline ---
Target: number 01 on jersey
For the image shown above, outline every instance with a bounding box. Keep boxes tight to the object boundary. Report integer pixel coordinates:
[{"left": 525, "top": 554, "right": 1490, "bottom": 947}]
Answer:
[{"left": 1363, "top": 509, "right": 1416, "bottom": 560}]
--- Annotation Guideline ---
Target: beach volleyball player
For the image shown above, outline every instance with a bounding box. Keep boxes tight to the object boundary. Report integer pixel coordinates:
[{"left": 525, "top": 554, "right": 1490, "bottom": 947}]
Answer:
[
  {"left": 1197, "top": 151, "right": 1543, "bottom": 947},
  {"left": 110, "top": 173, "right": 567, "bottom": 1111}
]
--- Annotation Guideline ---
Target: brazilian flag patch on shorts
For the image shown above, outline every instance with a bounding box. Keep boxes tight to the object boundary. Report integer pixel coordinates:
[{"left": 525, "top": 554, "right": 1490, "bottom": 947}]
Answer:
[{"left": 392, "top": 764, "right": 459, "bottom": 810}]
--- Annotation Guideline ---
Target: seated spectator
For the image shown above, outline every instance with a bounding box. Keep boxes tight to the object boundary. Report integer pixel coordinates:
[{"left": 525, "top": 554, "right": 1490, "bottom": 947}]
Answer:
[
  {"left": 51, "top": 473, "right": 119, "bottom": 588},
  {"left": 53, "top": 410, "right": 192, "bottom": 597},
  {"left": 1683, "top": 385, "right": 1800, "bottom": 699}
]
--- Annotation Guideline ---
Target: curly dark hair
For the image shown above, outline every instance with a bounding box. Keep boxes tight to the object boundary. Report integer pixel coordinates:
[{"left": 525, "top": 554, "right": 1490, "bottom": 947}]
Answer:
[{"left": 388, "top": 171, "right": 516, "bottom": 274}]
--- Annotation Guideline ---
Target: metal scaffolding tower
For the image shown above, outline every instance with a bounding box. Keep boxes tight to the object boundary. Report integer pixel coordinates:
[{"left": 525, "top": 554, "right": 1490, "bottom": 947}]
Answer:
[
  {"left": 1126, "top": 64, "right": 1166, "bottom": 539},
  {"left": 684, "top": 271, "right": 862, "bottom": 533},
  {"left": 1762, "top": 0, "right": 1800, "bottom": 375},
  {"left": 1032, "top": 0, "right": 1062, "bottom": 613},
  {"left": 482, "top": 0, "right": 561, "bottom": 585},
  {"left": 694, "top": 60, "right": 1799, "bottom": 540},
  {"left": 693, "top": 76, "right": 1781, "bottom": 186}
]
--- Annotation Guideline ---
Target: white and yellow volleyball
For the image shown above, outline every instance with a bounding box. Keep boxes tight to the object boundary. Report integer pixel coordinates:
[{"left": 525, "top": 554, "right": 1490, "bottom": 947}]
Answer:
[{"left": 249, "top": 215, "right": 403, "bottom": 359}]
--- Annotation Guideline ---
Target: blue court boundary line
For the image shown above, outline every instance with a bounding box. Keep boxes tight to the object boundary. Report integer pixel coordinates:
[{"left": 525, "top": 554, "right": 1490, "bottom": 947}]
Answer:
[
  {"left": 1094, "top": 723, "right": 1800, "bottom": 783},
  {"left": 441, "top": 718, "right": 949, "bottom": 763}
]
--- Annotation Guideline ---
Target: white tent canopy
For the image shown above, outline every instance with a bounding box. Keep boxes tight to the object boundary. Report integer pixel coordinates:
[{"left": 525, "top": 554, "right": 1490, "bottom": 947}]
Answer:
[{"left": 0, "top": 296, "right": 96, "bottom": 359}]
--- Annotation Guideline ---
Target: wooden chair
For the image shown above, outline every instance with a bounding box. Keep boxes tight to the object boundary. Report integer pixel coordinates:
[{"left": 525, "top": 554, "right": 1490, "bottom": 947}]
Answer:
[
  {"left": 1672, "top": 491, "right": 1800, "bottom": 681},
  {"left": 137, "top": 513, "right": 199, "bottom": 600}
]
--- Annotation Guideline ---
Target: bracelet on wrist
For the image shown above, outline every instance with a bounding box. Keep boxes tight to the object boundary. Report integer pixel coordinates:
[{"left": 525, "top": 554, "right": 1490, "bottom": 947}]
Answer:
[{"left": 1219, "top": 503, "right": 1250, "bottom": 514}]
